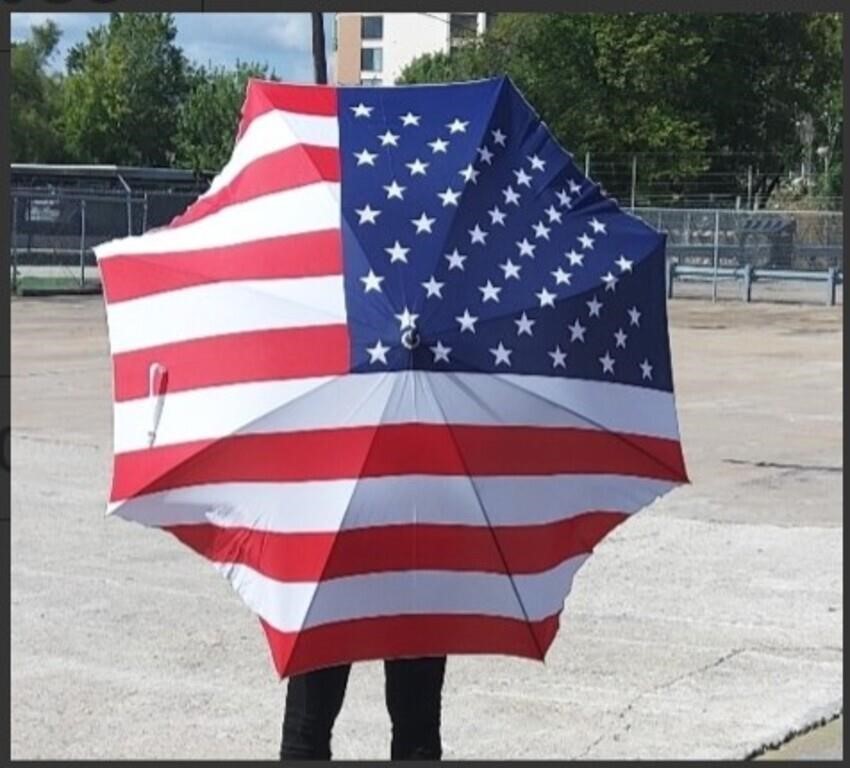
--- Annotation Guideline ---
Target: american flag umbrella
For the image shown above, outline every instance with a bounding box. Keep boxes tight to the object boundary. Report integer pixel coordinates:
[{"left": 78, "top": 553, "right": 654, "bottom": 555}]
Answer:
[{"left": 94, "top": 76, "right": 688, "bottom": 678}]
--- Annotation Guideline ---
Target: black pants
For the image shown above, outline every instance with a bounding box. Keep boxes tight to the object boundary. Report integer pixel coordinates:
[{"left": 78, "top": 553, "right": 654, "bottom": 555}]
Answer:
[{"left": 280, "top": 657, "right": 446, "bottom": 760}]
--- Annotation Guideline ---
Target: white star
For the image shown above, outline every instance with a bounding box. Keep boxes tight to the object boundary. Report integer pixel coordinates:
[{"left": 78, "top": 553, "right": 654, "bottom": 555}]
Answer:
[
  {"left": 430, "top": 340, "right": 452, "bottom": 363},
  {"left": 354, "top": 148, "right": 378, "bottom": 166},
  {"left": 545, "top": 205, "right": 563, "bottom": 224},
  {"left": 445, "top": 248, "right": 467, "bottom": 270},
  {"left": 351, "top": 102, "right": 373, "bottom": 118},
  {"left": 477, "top": 145, "right": 494, "bottom": 165},
  {"left": 514, "top": 312, "right": 535, "bottom": 336},
  {"left": 551, "top": 267, "right": 572, "bottom": 285},
  {"left": 601, "top": 271, "right": 619, "bottom": 292},
  {"left": 395, "top": 306, "right": 419, "bottom": 330},
  {"left": 549, "top": 345, "right": 567, "bottom": 368},
  {"left": 490, "top": 342, "right": 512, "bottom": 366},
  {"left": 589, "top": 217, "right": 607, "bottom": 234},
  {"left": 599, "top": 351, "right": 615, "bottom": 375},
  {"left": 459, "top": 164, "right": 480, "bottom": 184},
  {"left": 469, "top": 224, "right": 488, "bottom": 245},
  {"left": 422, "top": 275, "right": 445, "bottom": 298},
  {"left": 532, "top": 220, "right": 551, "bottom": 240},
  {"left": 500, "top": 259, "right": 521, "bottom": 280},
  {"left": 614, "top": 328, "right": 628, "bottom": 348},
  {"left": 568, "top": 178, "right": 582, "bottom": 194},
  {"left": 565, "top": 249, "right": 584, "bottom": 267},
  {"left": 400, "top": 111, "right": 421, "bottom": 126},
  {"left": 616, "top": 255, "right": 634, "bottom": 273},
  {"left": 366, "top": 340, "right": 389, "bottom": 364},
  {"left": 355, "top": 204, "right": 381, "bottom": 225},
  {"left": 379, "top": 130, "right": 400, "bottom": 147},
  {"left": 568, "top": 318, "right": 586, "bottom": 342},
  {"left": 514, "top": 168, "right": 533, "bottom": 187},
  {"left": 488, "top": 205, "right": 507, "bottom": 226},
  {"left": 456, "top": 308, "right": 478, "bottom": 333},
  {"left": 491, "top": 128, "right": 507, "bottom": 146},
  {"left": 586, "top": 296, "right": 603, "bottom": 317},
  {"left": 528, "top": 154, "right": 546, "bottom": 171},
  {"left": 437, "top": 187, "right": 461, "bottom": 207},
  {"left": 385, "top": 240, "right": 410, "bottom": 263},
  {"left": 502, "top": 185, "right": 521, "bottom": 206},
  {"left": 383, "top": 180, "right": 406, "bottom": 200},
  {"left": 640, "top": 358, "right": 653, "bottom": 380},
  {"left": 447, "top": 118, "right": 469, "bottom": 134},
  {"left": 578, "top": 233, "right": 595, "bottom": 250},
  {"left": 360, "top": 269, "right": 384, "bottom": 293},
  {"left": 412, "top": 212, "right": 436, "bottom": 234},
  {"left": 406, "top": 158, "right": 429, "bottom": 176},
  {"left": 628, "top": 306, "right": 642, "bottom": 326},
  {"left": 516, "top": 238, "right": 536, "bottom": 258},
  {"left": 536, "top": 287, "right": 557, "bottom": 308},
  {"left": 428, "top": 137, "right": 450, "bottom": 154},
  {"left": 556, "top": 189, "right": 573, "bottom": 208},
  {"left": 479, "top": 280, "right": 502, "bottom": 303}
]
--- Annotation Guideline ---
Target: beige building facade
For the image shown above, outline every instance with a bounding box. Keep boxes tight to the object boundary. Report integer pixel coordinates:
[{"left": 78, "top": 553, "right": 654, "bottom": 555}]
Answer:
[{"left": 333, "top": 12, "right": 494, "bottom": 87}]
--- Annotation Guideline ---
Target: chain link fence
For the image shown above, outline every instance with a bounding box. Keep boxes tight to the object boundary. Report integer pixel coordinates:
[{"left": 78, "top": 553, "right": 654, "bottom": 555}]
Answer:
[{"left": 9, "top": 188, "right": 844, "bottom": 302}]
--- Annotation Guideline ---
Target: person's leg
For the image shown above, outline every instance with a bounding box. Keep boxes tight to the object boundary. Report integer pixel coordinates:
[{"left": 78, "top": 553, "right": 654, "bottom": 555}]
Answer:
[
  {"left": 280, "top": 663, "right": 352, "bottom": 760},
  {"left": 384, "top": 656, "right": 447, "bottom": 760}
]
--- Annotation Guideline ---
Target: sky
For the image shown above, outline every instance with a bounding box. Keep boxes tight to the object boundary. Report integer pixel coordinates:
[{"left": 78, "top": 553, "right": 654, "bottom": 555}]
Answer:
[{"left": 10, "top": 12, "right": 336, "bottom": 82}]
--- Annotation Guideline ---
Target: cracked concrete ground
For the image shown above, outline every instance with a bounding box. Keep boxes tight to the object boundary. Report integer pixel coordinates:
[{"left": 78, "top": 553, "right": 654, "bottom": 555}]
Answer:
[{"left": 10, "top": 297, "right": 842, "bottom": 759}]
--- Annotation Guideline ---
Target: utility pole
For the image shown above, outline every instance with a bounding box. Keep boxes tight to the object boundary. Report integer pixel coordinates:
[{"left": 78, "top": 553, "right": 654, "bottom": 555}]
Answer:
[{"left": 311, "top": 12, "right": 328, "bottom": 85}]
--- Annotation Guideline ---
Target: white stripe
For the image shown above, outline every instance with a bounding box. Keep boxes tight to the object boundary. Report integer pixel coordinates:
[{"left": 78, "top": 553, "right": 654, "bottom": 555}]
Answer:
[
  {"left": 108, "top": 474, "right": 676, "bottom": 531},
  {"left": 203, "top": 109, "right": 339, "bottom": 199},
  {"left": 112, "top": 372, "right": 681, "bottom": 454},
  {"left": 106, "top": 276, "right": 346, "bottom": 354},
  {"left": 218, "top": 554, "right": 590, "bottom": 633},
  {"left": 94, "top": 182, "right": 340, "bottom": 259}
]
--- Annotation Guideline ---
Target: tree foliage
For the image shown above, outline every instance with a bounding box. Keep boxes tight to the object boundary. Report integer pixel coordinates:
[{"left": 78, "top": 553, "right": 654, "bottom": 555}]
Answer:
[
  {"left": 399, "top": 13, "right": 842, "bottom": 206},
  {"left": 175, "top": 62, "right": 279, "bottom": 173},
  {"left": 62, "top": 13, "right": 190, "bottom": 166},
  {"left": 10, "top": 20, "right": 65, "bottom": 162}
]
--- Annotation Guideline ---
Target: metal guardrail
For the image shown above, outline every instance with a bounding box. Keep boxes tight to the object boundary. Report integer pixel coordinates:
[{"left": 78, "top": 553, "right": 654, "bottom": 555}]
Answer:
[{"left": 666, "top": 262, "right": 843, "bottom": 305}]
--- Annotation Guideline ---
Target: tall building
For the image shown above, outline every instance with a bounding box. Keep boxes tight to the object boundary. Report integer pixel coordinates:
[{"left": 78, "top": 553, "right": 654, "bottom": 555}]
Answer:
[{"left": 333, "top": 12, "right": 494, "bottom": 86}]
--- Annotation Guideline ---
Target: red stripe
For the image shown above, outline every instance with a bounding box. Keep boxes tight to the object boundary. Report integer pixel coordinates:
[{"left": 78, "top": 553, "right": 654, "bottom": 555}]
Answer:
[
  {"left": 167, "top": 512, "right": 627, "bottom": 581},
  {"left": 100, "top": 230, "right": 342, "bottom": 303},
  {"left": 168, "top": 145, "right": 340, "bottom": 229},
  {"left": 112, "top": 325, "right": 350, "bottom": 402},
  {"left": 110, "top": 425, "right": 687, "bottom": 502},
  {"left": 238, "top": 80, "right": 337, "bottom": 139},
  {"left": 260, "top": 613, "right": 561, "bottom": 678}
]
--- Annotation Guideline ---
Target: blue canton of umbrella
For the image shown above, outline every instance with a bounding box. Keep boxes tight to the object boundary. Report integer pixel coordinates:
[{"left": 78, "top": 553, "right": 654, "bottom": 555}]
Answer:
[{"left": 338, "top": 77, "right": 672, "bottom": 392}]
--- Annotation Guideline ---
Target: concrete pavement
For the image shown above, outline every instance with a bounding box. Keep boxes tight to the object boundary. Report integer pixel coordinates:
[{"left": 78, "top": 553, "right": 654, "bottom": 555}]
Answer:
[{"left": 10, "top": 296, "right": 842, "bottom": 759}]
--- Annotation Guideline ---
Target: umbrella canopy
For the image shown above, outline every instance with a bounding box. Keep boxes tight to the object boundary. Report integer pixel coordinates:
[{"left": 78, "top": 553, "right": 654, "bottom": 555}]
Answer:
[{"left": 95, "top": 76, "right": 688, "bottom": 678}]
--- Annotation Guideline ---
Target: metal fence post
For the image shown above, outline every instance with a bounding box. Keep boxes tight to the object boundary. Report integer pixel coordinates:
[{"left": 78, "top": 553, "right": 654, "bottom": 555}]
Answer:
[
  {"left": 584, "top": 152, "right": 590, "bottom": 178},
  {"left": 666, "top": 258, "right": 675, "bottom": 299},
  {"left": 826, "top": 267, "right": 837, "bottom": 306},
  {"left": 630, "top": 155, "right": 637, "bottom": 211},
  {"left": 142, "top": 192, "right": 149, "bottom": 233},
  {"left": 11, "top": 195, "right": 18, "bottom": 293},
  {"left": 743, "top": 263, "right": 753, "bottom": 303},
  {"left": 80, "top": 199, "right": 87, "bottom": 288},
  {"left": 712, "top": 209, "right": 720, "bottom": 303}
]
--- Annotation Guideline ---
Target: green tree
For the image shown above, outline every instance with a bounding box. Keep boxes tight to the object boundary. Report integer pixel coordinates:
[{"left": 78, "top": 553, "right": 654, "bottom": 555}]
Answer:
[
  {"left": 399, "top": 13, "right": 842, "bottom": 207},
  {"left": 10, "top": 20, "right": 66, "bottom": 162},
  {"left": 62, "top": 13, "right": 190, "bottom": 165},
  {"left": 174, "top": 62, "right": 278, "bottom": 173}
]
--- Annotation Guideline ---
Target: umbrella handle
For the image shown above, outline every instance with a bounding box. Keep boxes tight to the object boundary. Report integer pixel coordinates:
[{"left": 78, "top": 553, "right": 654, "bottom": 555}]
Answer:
[{"left": 147, "top": 362, "right": 168, "bottom": 448}]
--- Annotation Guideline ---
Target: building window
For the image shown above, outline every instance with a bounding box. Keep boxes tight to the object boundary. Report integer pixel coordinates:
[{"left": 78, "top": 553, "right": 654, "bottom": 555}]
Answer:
[
  {"left": 361, "top": 15, "right": 383, "bottom": 40},
  {"left": 450, "top": 13, "right": 478, "bottom": 43},
  {"left": 360, "top": 47, "right": 383, "bottom": 73},
  {"left": 360, "top": 77, "right": 383, "bottom": 86}
]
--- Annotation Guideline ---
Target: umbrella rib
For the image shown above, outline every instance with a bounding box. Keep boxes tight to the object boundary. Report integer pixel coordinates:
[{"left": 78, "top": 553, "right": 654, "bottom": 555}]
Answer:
[{"left": 419, "top": 370, "right": 547, "bottom": 661}]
